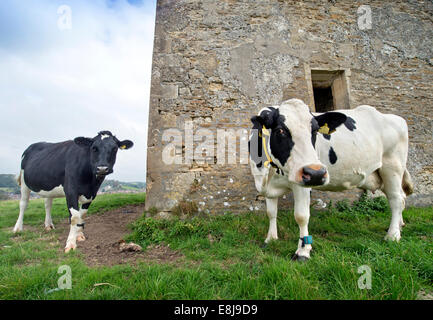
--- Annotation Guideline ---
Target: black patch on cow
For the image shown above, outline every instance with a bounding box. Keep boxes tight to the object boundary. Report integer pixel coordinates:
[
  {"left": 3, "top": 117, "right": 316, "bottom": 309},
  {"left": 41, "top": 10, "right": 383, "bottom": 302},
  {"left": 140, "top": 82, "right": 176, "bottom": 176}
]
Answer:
[
  {"left": 311, "top": 118, "right": 320, "bottom": 148},
  {"left": 268, "top": 114, "right": 295, "bottom": 167},
  {"left": 249, "top": 116, "right": 263, "bottom": 168},
  {"left": 314, "top": 112, "right": 347, "bottom": 133},
  {"left": 250, "top": 107, "right": 295, "bottom": 168},
  {"left": 322, "top": 134, "right": 331, "bottom": 140},
  {"left": 81, "top": 203, "right": 91, "bottom": 210},
  {"left": 328, "top": 147, "right": 337, "bottom": 164},
  {"left": 21, "top": 141, "right": 71, "bottom": 193},
  {"left": 344, "top": 116, "right": 357, "bottom": 131}
]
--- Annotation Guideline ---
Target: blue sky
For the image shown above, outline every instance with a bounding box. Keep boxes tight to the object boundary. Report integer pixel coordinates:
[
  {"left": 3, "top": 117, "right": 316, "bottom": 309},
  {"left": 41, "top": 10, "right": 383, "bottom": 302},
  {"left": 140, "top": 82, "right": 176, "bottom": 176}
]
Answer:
[{"left": 0, "top": 0, "right": 156, "bottom": 182}]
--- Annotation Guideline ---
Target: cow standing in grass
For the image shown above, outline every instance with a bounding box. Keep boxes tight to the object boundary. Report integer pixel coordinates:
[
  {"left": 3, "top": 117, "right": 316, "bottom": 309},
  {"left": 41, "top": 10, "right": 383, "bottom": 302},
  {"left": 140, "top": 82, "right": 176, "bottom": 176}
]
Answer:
[
  {"left": 249, "top": 99, "right": 413, "bottom": 261},
  {"left": 13, "top": 131, "right": 133, "bottom": 252}
]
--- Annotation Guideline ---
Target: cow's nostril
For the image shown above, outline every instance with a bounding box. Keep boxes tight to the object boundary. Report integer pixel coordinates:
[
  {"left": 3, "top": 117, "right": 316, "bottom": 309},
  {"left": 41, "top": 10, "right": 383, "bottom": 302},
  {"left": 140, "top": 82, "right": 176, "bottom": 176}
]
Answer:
[
  {"left": 302, "top": 171, "right": 312, "bottom": 182},
  {"left": 302, "top": 165, "right": 327, "bottom": 186}
]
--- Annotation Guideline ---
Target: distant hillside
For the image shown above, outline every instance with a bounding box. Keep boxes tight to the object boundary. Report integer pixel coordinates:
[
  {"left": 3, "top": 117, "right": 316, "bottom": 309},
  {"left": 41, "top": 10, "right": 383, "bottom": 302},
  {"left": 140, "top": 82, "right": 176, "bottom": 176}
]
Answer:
[
  {"left": 0, "top": 174, "right": 20, "bottom": 198},
  {"left": 0, "top": 174, "right": 145, "bottom": 200},
  {"left": 100, "top": 179, "right": 146, "bottom": 193},
  {"left": 0, "top": 174, "right": 18, "bottom": 188}
]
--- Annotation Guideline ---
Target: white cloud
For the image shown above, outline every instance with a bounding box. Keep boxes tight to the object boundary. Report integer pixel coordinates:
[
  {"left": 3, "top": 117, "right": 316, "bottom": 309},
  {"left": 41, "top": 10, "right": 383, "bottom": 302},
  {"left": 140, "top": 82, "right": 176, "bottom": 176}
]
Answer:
[{"left": 0, "top": 0, "right": 156, "bottom": 182}]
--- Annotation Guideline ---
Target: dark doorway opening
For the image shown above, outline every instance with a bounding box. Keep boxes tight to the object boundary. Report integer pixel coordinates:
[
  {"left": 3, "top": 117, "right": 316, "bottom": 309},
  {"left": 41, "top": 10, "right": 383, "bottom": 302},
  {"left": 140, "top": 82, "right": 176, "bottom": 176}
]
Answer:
[
  {"left": 310, "top": 69, "right": 350, "bottom": 112},
  {"left": 313, "top": 87, "right": 333, "bottom": 112}
]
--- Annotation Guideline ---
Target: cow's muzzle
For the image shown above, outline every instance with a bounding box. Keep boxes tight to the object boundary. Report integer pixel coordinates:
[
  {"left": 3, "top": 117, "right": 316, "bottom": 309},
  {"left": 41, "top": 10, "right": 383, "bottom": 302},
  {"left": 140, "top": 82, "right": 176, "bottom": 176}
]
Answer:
[
  {"left": 96, "top": 166, "right": 110, "bottom": 176},
  {"left": 300, "top": 165, "right": 327, "bottom": 186}
]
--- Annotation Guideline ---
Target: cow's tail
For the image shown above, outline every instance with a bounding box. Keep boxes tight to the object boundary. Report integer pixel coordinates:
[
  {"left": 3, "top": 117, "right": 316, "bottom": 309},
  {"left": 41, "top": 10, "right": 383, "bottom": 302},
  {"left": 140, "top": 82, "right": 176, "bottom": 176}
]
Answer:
[
  {"left": 16, "top": 170, "right": 22, "bottom": 187},
  {"left": 402, "top": 169, "right": 414, "bottom": 196}
]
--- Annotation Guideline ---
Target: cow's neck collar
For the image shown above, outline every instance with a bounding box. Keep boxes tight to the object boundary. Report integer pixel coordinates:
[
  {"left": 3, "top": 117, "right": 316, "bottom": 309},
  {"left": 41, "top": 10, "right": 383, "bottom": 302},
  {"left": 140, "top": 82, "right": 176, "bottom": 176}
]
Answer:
[{"left": 260, "top": 125, "right": 273, "bottom": 168}]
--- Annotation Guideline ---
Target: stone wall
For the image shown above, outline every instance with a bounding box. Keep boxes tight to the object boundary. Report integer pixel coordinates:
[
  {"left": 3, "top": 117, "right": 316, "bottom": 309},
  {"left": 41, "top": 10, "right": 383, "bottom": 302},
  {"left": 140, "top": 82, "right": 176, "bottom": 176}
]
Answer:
[{"left": 146, "top": 0, "right": 433, "bottom": 213}]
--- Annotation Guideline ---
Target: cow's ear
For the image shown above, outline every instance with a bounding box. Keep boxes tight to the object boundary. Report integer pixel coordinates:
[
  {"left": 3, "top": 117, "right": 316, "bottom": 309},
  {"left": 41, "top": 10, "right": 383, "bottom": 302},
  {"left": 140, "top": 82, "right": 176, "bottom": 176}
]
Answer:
[
  {"left": 74, "top": 137, "right": 93, "bottom": 147},
  {"left": 251, "top": 108, "right": 279, "bottom": 129},
  {"left": 315, "top": 112, "right": 347, "bottom": 135},
  {"left": 251, "top": 115, "right": 264, "bottom": 128},
  {"left": 118, "top": 140, "right": 133, "bottom": 150}
]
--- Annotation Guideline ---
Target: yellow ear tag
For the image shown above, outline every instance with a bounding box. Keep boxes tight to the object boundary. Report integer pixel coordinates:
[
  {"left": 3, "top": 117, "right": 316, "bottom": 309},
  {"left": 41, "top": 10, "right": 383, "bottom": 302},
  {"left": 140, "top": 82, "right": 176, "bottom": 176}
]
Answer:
[
  {"left": 318, "top": 123, "right": 330, "bottom": 135},
  {"left": 262, "top": 127, "right": 270, "bottom": 136},
  {"left": 264, "top": 160, "right": 271, "bottom": 168},
  {"left": 120, "top": 145, "right": 126, "bottom": 149}
]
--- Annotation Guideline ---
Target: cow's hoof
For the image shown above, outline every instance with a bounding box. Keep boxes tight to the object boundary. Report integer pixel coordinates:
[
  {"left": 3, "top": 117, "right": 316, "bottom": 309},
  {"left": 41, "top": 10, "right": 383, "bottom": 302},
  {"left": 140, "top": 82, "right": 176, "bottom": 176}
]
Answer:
[
  {"left": 76, "top": 234, "right": 86, "bottom": 242},
  {"left": 13, "top": 226, "right": 23, "bottom": 233},
  {"left": 44, "top": 224, "right": 55, "bottom": 231},
  {"left": 384, "top": 232, "right": 401, "bottom": 242},
  {"left": 261, "top": 242, "right": 268, "bottom": 249},
  {"left": 64, "top": 244, "right": 76, "bottom": 253},
  {"left": 291, "top": 254, "right": 309, "bottom": 262}
]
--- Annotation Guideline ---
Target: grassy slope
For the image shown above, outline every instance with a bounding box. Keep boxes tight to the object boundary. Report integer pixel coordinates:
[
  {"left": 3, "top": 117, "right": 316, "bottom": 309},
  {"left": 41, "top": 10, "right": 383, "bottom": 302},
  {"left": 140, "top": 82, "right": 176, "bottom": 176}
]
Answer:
[{"left": 0, "top": 193, "right": 431, "bottom": 300}]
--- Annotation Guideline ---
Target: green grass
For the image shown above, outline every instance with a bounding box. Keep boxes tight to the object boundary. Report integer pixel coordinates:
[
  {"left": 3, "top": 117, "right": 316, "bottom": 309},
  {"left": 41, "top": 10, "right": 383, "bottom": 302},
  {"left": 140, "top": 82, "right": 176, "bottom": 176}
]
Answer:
[{"left": 0, "top": 193, "right": 431, "bottom": 300}]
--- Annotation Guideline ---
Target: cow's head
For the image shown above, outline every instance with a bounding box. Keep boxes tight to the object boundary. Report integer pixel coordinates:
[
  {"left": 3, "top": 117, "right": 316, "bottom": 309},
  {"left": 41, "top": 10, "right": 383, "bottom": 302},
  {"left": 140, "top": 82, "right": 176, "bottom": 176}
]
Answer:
[
  {"left": 251, "top": 99, "right": 346, "bottom": 186},
  {"left": 74, "top": 131, "right": 133, "bottom": 178}
]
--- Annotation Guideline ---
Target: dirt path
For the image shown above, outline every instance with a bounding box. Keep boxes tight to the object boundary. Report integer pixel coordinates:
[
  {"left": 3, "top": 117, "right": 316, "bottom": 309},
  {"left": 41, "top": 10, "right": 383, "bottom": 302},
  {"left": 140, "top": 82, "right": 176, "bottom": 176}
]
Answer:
[{"left": 56, "top": 204, "right": 183, "bottom": 267}]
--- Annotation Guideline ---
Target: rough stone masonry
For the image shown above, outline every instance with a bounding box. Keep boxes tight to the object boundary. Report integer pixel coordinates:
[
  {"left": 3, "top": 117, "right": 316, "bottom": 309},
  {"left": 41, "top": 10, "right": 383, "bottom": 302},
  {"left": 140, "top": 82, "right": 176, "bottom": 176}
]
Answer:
[{"left": 146, "top": 0, "right": 433, "bottom": 214}]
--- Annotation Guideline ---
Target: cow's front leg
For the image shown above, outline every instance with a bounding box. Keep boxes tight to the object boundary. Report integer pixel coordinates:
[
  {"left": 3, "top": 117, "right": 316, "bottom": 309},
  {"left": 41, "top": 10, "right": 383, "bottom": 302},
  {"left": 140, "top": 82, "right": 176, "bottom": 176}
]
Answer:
[
  {"left": 65, "top": 195, "right": 85, "bottom": 253},
  {"left": 291, "top": 186, "right": 312, "bottom": 261},
  {"left": 265, "top": 197, "right": 279, "bottom": 243},
  {"left": 76, "top": 202, "right": 90, "bottom": 242}
]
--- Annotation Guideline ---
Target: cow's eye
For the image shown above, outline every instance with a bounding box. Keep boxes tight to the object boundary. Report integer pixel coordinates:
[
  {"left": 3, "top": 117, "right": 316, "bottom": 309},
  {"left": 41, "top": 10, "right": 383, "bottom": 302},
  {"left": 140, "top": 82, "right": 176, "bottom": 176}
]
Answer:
[
  {"left": 277, "top": 128, "right": 285, "bottom": 136},
  {"left": 92, "top": 146, "right": 98, "bottom": 153}
]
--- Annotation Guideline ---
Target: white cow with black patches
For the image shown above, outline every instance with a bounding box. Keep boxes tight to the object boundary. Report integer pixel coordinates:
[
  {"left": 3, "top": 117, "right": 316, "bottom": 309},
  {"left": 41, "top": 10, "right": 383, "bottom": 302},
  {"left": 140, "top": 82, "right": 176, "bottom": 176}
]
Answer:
[{"left": 249, "top": 99, "right": 413, "bottom": 261}]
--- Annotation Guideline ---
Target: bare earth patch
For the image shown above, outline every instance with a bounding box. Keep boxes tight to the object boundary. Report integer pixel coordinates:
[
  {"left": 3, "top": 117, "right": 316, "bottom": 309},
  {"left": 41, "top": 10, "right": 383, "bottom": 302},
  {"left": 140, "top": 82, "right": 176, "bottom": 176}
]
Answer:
[
  {"left": 417, "top": 290, "right": 433, "bottom": 300},
  {"left": 56, "top": 204, "right": 183, "bottom": 267}
]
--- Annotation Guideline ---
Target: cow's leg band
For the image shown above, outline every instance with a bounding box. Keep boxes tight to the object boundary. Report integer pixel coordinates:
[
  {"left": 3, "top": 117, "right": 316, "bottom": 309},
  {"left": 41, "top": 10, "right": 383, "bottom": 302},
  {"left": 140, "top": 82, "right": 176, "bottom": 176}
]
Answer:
[{"left": 300, "top": 235, "right": 313, "bottom": 247}]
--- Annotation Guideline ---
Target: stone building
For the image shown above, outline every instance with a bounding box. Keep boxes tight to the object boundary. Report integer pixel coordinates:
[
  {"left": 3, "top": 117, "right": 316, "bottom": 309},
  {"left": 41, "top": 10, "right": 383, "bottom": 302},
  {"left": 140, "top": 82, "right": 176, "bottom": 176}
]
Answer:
[{"left": 146, "top": 0, "right": 433, "bottom": 213}]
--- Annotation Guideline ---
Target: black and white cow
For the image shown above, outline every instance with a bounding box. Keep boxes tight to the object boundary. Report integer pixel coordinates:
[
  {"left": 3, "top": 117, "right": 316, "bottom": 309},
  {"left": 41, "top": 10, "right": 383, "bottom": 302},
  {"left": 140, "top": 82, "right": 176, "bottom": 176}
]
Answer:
[
  {"left": 13, "top": 131, "right": 133, "bottom": 252},
  {"left": 249, "top": 99, "right": 413, "bottom": 261}
]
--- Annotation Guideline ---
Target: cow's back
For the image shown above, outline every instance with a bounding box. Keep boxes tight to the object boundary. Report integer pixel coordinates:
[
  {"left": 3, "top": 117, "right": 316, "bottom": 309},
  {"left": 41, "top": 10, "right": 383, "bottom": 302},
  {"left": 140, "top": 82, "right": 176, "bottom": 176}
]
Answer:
[
  {"left": 21, "top": 141, "right": 74, "bottom": 192},
  {"left": 315, "top": 105, "right": 409, "bottom": 191}
]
